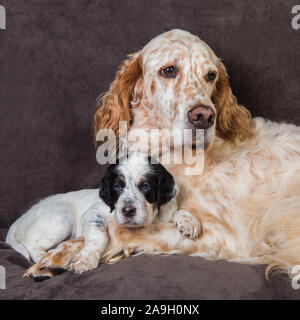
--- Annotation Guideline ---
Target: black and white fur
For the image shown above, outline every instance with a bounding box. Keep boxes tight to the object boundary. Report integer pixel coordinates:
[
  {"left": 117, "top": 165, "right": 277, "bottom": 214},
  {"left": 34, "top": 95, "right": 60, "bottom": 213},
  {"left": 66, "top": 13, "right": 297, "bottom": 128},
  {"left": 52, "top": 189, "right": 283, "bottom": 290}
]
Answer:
[{"left": 6, "top": 152, "right": 200, "bottom": 273}]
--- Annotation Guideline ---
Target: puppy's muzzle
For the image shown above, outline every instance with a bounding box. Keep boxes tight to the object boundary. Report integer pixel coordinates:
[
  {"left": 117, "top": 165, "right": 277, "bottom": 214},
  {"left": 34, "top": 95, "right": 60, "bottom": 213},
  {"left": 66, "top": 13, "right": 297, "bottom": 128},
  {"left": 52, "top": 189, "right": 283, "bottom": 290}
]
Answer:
[{"left": 121, "top": 201, "right": 137, "bottom": 218}]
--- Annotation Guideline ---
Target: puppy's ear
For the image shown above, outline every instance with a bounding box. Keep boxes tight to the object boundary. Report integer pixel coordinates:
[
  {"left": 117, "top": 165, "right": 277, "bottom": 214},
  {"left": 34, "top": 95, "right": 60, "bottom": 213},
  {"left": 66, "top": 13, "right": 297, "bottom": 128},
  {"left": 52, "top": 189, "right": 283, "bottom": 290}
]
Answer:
[
  {"left": 155, "top": 164, "right": 176, "bottom": 210},
  {"left": 99, "top": 165, "right": 117, "bottom": 212}
]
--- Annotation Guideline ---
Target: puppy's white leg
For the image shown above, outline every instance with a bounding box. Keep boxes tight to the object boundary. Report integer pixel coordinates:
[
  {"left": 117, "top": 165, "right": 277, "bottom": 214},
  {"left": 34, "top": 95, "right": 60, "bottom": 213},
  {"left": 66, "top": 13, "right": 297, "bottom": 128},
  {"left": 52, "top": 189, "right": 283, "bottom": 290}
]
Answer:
[
  {"left": 157, "top": 198, "right": 201, "bottom": 239},
  {"left": 71, "top": 203, "right": 112, "bottom": 273},
  {"left": 173, "top": 209, "right": 201, "bottom": 239}
]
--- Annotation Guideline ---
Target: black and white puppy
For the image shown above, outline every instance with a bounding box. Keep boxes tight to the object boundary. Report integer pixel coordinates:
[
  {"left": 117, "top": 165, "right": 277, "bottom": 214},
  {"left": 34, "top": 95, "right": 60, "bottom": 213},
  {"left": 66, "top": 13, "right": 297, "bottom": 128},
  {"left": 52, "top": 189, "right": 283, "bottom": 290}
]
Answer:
[
  {"left": 7, "top": 152, "right": 200, "bottom": 275},
  {"left": 100, "top": 153, "right": 177, "bottom": 227}
]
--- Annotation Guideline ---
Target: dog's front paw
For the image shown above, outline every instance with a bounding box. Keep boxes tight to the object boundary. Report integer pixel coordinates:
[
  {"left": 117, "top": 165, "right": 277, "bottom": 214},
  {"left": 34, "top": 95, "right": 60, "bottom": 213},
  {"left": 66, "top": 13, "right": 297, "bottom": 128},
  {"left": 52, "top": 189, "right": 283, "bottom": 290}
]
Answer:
[
  {"left": 39, "top": 237, "right": 84, "bottom": 270},
  {"left": 23, "top": 264, "right": 55, "bottom": 281},
  {"left": 71, "top": 250, "right": 100, "bottom": 274},
  {"left": 23, "top": 237, "right": 85, "bottom": 281},
  {"left": 173, "top": 210, "right": 201, "bottom": 239}
]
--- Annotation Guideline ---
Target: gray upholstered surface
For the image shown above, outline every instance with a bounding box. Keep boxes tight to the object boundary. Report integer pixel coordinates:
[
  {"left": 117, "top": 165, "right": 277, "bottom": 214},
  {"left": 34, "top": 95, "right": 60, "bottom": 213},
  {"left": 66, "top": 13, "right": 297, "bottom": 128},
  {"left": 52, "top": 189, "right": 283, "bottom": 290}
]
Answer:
[
  {"left": 0, "top": 0, "right": 299, "bottom": 299},
  {"left": 0, "top": 229, "right": 299, "bottom": 300}
]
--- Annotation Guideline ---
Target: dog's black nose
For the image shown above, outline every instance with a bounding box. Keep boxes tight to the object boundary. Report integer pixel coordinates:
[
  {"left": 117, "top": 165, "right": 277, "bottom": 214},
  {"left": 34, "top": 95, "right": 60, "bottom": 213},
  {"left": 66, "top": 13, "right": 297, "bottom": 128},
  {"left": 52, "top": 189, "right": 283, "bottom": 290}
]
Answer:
[
  {"left": 122, "top": 204, "right": 136, "bottom": 217},
  {"left": 188, "top": 105, "right": 215, "bottom": 129}
]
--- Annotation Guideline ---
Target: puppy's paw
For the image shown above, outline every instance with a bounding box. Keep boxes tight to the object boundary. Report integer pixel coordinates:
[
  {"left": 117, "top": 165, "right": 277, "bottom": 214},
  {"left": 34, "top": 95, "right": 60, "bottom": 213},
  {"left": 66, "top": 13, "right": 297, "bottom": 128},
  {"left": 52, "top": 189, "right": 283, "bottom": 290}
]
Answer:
[
  {"left": 71, "top": 250, "right": 100, "bottom": 274},
  {"left": 173, "top": 210, "right": 201, "bottom": 239}
]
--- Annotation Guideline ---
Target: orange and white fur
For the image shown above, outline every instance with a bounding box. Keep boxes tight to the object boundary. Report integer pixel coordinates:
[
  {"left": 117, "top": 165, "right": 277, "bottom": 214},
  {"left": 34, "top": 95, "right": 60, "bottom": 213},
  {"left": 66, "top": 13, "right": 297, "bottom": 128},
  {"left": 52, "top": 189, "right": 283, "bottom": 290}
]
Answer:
[{"left": 94, "top": 29, "right": 300, "bottom": 277}]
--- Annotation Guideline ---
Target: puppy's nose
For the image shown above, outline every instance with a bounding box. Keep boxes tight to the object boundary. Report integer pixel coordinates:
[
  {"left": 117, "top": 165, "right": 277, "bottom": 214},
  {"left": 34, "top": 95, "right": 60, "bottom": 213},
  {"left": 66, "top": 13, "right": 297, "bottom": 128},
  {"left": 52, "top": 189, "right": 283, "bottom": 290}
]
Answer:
[
  {"left": 188, "top": 105, "right": 216, "bottom": 129},
  {"left": 122, "top": 204, "right": 136, "bottom": 217}
]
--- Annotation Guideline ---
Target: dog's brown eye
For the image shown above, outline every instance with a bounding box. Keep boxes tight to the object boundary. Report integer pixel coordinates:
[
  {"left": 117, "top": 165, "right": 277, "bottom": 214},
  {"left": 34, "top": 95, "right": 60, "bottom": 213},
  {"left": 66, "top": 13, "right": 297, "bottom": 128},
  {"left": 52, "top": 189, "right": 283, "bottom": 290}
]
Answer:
[
  {"left": 206, "top": 71, "right": 216, "bottom": 82},
  {"left": 160, "top": 66, "right": 177, "bottom": 78}
]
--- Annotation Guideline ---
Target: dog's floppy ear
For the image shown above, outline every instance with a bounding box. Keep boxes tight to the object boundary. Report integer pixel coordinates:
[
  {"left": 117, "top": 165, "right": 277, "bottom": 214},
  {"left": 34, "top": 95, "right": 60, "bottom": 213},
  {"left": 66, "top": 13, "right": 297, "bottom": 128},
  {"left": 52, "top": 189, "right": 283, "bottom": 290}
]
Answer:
[
  {"left": 93, "top": 52, "right": 143, "bottom": 147},
  {"left": 155, "top": 163, "right": 177, "bottom": 210},
  {"left": 212, "top": 61, "right": 254, "bottom": 143},
  {"left": 99, "top": 164, "right": 118, "bottom": 212}
]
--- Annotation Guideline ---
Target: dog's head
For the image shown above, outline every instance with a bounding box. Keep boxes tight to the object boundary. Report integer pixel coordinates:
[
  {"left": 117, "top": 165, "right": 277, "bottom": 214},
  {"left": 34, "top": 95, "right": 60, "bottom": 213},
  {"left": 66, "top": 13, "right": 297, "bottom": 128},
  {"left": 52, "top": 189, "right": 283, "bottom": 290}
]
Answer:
[
  {"left": 94, "top": 29, "right": 254, "bottom": 152},
  {"left": 99, "top": 152, "right": 177, "bottom": 227}
]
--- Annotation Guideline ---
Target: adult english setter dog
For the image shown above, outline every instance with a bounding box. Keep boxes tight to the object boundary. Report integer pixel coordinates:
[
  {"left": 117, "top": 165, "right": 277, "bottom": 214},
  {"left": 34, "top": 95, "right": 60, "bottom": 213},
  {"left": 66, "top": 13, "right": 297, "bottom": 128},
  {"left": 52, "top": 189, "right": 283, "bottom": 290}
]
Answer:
[
  {"left": 11, "top": 29, "right": 299, "bottom": 278},
  {"left": 93, "top": 29, "right": 300, "bottom": 277}
]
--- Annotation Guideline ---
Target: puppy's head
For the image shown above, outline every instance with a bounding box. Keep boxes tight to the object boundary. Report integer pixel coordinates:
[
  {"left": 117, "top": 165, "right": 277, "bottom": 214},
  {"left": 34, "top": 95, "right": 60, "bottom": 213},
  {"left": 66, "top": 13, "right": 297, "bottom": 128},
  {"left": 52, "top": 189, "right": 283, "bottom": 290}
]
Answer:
[{"left": 99, "top": 153, "right": 176, "bottom": 227}]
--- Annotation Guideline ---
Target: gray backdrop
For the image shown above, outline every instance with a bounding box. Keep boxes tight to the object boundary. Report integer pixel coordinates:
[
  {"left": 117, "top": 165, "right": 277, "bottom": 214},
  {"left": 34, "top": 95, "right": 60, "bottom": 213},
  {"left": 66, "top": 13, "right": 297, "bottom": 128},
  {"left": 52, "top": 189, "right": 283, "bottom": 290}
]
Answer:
[{"left": 0, "top": 0, "right": 299, "bottom": 299}]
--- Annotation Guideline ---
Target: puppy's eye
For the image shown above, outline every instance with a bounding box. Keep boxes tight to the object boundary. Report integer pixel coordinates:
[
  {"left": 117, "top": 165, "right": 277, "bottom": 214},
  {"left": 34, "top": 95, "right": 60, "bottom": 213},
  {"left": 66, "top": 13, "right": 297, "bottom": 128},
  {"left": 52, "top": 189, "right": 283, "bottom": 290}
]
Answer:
[
  {"left": 205, "top": 71, "right": 216, "bottom": 82},
  {"left": 113, "top": 184, "right": 122, "bottom": 192},
  {"left": 160, "top": 66, "right": 177, "bottom": 78},
  {"left": 140, "top": 181, "right": 151, "bottom": 191}
]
